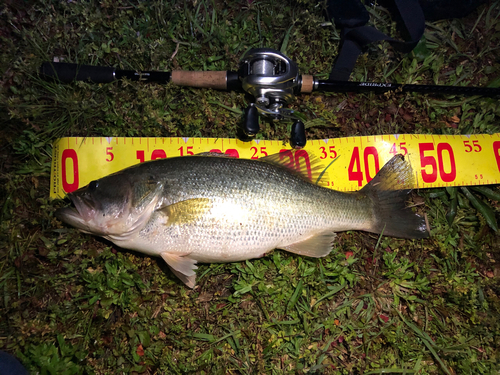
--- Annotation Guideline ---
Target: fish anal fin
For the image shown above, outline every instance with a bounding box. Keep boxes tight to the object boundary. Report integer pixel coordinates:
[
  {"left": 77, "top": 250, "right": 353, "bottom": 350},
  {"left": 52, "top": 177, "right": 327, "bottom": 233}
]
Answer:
[
  {"left": 160, "top": 252, "right": 198, "bottom": 288},
  {"left": 280, "top": 231, "right": 336, "bottom": 258},
  {"left": 259, "top": 150, "right": 329, "bottom": 185},
  {"left": 158, "top": 198, "right": 212, "bottom": 226}
]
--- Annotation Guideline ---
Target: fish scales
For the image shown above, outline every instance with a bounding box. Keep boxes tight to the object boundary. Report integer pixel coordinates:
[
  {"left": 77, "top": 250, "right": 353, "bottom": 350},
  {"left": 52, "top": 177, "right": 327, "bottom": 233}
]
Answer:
[{"left": 131, "top": 156, "right": 367, "bottom": 260}]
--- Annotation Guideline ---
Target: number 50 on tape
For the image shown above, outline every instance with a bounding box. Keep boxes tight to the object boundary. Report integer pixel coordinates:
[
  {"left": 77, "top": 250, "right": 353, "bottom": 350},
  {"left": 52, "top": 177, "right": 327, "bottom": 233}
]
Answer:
[{"left": 50, "top": 134, "right": 500, "bottom": 199}]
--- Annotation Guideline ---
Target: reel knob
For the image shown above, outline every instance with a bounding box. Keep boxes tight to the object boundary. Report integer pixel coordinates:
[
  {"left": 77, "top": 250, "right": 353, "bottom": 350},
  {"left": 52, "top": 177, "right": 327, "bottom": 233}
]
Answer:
[
  {"left": 242, "top": 103, "right": 260, "bottom": 136},
  {"left": 290, "top": 120, "right": 306, "bottom": 149}
]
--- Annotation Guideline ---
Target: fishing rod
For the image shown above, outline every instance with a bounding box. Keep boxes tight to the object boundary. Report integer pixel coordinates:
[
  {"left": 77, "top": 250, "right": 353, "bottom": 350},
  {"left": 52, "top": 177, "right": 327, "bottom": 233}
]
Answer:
[{"left": 40, "top": 48, "right": 500, "bottom": 148}]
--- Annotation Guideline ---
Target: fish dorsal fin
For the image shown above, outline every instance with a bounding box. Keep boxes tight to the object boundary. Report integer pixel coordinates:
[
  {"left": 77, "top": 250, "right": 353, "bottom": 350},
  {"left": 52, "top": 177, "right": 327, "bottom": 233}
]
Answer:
[
  {"left": 259, "top": 150, "right": 330, "bottom": 185},
  {"left": 161, "top": 252, "right": 198, "bottom": 288},
  {"left": 158, "top": 198, "right": 212, "bottom": 226},
  {"left": 279, "top": 231, "right": 337, "bottom": 257},
  {"left": 196, "top": 151, "right": 237, "bottom": 158}
]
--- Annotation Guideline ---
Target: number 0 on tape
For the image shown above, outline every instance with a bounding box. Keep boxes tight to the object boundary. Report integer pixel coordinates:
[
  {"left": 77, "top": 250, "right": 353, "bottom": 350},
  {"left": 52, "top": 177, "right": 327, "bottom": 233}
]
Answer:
[{"left": 50, "top": 134, "right": 500, "bottom": 199}]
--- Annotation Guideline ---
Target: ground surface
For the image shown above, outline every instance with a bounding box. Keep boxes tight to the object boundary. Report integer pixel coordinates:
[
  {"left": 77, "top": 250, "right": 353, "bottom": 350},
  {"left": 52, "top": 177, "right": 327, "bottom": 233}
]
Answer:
[{"left": 1, "top": 0, "right": 500, "bottom": 374}]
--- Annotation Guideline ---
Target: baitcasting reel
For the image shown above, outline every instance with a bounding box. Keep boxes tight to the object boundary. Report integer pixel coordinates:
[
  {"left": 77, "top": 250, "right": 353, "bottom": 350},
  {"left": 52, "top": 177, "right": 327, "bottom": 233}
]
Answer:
[{"left": 238, "top": 48, "right": 310, "bottom": 148}]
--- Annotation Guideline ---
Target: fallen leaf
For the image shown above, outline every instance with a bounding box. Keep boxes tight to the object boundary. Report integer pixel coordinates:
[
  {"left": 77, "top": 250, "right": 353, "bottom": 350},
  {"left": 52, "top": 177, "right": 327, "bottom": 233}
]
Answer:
[
  {"left": 380, "top": 314, "right": 390, "bottom": 323},
  {"left": 197, "top": 292, "right": 213, "bottom": 302}
]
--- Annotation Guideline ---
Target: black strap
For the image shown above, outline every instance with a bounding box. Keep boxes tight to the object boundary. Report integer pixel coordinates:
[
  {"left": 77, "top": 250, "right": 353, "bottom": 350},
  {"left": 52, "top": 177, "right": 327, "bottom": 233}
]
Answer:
[
  {"left": 419, "top": 0, "right": 488, "bottom": 21},
  {"left": 328, "top": 0, "right": 425, "bottom": 81}
]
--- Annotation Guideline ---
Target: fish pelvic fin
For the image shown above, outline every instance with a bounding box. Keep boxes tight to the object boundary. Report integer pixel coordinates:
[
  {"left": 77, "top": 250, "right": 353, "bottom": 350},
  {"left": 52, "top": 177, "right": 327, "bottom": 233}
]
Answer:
[
  {"left": 160, "top": 252, "right": 198, "bottom": 288},
  {"left": 280, "top": 231, "right": 336, "bottom": 257},
  {"left": 360, "top": 154, "right": 429, "bottom": 239}
]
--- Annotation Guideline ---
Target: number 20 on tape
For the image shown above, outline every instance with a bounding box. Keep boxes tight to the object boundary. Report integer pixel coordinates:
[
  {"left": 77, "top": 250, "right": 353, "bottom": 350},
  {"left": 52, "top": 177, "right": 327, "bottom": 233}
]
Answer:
[{"left": 50, "top": 134, "right": 500, "bottom": 199}]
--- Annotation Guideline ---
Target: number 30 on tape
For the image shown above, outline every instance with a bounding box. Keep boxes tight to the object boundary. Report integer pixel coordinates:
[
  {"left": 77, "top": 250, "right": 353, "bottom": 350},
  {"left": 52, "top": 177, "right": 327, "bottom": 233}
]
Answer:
[{"left": 50, "top": 134, "right": 500, "bottom": 199}]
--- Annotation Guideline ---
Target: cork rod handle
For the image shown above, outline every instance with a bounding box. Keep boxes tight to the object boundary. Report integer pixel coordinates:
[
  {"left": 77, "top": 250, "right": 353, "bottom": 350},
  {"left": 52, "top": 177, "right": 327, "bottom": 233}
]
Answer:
[{"left": 171, "top": 71, "right": 229, "bottom": 90}]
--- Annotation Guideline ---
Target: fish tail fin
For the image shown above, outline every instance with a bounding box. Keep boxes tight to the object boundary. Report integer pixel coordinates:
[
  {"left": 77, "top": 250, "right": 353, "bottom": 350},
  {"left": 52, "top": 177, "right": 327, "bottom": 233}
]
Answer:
[{"left": 360, "top": 154, "right": 429, "bottom": 239}]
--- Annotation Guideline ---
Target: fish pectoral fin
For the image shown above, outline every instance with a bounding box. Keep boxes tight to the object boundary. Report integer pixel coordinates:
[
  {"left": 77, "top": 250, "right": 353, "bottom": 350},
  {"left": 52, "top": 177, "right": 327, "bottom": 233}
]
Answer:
[
  {"left": 158, "top": 198, "right": 212, "bottom": 226},
  {"left": 160, "top": 252, "right": 198, "bottom": 288},
  {"left": 280, "top": 231, "right": 337, "bottom": 258}
]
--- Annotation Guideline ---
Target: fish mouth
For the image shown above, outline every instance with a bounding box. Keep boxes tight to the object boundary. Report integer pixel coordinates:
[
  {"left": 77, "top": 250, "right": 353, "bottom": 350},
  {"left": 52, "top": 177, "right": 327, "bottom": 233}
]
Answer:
[{"left": 55, "top": 193, "right": 98, "bottom": 233}]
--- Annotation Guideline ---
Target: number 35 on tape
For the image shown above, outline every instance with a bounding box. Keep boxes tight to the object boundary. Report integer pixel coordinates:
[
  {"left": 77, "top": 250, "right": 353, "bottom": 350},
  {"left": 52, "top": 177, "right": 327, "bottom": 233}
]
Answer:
[{"left": 50, "top": 134, "right": 500, "bottom": 199}]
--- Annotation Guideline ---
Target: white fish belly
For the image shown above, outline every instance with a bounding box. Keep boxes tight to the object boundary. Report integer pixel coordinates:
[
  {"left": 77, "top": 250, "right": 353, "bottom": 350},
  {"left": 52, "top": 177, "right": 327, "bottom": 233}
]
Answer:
[{"left": 120, "top": 197, "right": 332, "bottom": 263}]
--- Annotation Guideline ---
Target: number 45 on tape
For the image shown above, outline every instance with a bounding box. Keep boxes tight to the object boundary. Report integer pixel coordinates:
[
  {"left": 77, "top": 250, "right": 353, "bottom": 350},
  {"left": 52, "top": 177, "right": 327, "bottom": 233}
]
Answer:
[{"left": 50, "top": 134, "right": 500, "bottom": 199}]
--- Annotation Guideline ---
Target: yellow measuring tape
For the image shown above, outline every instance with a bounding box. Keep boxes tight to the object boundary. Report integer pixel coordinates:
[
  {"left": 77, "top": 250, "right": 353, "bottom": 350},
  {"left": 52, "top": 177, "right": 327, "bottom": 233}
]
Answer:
[{"left": 50, "top": 134, "right": 500, "bottom": 199}]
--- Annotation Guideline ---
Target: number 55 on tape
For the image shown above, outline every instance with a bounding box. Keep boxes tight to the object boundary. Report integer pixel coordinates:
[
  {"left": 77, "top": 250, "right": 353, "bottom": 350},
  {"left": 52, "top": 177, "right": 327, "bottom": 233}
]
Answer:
[{"left": 50, "top": 134, "right": 500, "bottom": 199}]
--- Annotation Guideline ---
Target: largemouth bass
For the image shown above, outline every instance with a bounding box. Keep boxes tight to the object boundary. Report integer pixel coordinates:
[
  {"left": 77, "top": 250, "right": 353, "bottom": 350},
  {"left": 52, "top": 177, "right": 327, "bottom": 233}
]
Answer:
[{"left": 56, "top": 152, "right": 428, "bottom": 288}]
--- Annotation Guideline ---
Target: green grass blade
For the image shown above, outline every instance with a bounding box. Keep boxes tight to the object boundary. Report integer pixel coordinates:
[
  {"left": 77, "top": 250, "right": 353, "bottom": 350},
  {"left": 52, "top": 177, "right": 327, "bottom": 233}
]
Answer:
[
  {"left": 461, "top": 187, "right": 498, "bottom": 232},
  {"left": 280, "top": 24, "right": 294, "bottom": 55},
  {"left": 471, "top": 186, "right": 500, "bottom": 201},
  {"left": 286, "top": 279, "right": 303, "bottom": 314},
  {"left": 396, "top": 311, "right": 452, "bottom": 375},
  {"left": 316, "top": 155, "right": 340, "bottom": 185},
  {"left": 312, "top": 283, "right": 346, "bottom": 307}
]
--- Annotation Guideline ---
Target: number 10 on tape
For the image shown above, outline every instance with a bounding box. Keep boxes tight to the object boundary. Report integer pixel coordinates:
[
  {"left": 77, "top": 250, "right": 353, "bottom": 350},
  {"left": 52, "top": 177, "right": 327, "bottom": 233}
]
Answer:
[{"left": 50, "top": 134, "right": 500, "bottom": 199}]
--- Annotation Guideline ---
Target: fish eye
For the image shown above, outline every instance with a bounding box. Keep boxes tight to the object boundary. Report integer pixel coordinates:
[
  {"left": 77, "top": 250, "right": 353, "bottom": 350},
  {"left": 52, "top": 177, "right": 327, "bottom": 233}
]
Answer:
[{"left": 89, "top": 180, "right": 99, "bottom": 191}]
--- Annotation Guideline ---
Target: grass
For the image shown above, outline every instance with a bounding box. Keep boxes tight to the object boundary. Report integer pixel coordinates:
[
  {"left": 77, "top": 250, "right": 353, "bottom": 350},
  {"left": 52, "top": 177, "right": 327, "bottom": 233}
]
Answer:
[{"left": 1, "top": 0, "right": 500, "bottom": 373}]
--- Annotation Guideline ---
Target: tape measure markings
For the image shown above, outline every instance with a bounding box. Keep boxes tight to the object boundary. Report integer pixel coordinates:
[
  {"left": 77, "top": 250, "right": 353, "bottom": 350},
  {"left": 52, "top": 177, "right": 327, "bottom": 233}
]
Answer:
[{"left": 50, "top": 134, "right": 500, "bottom": 199}]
